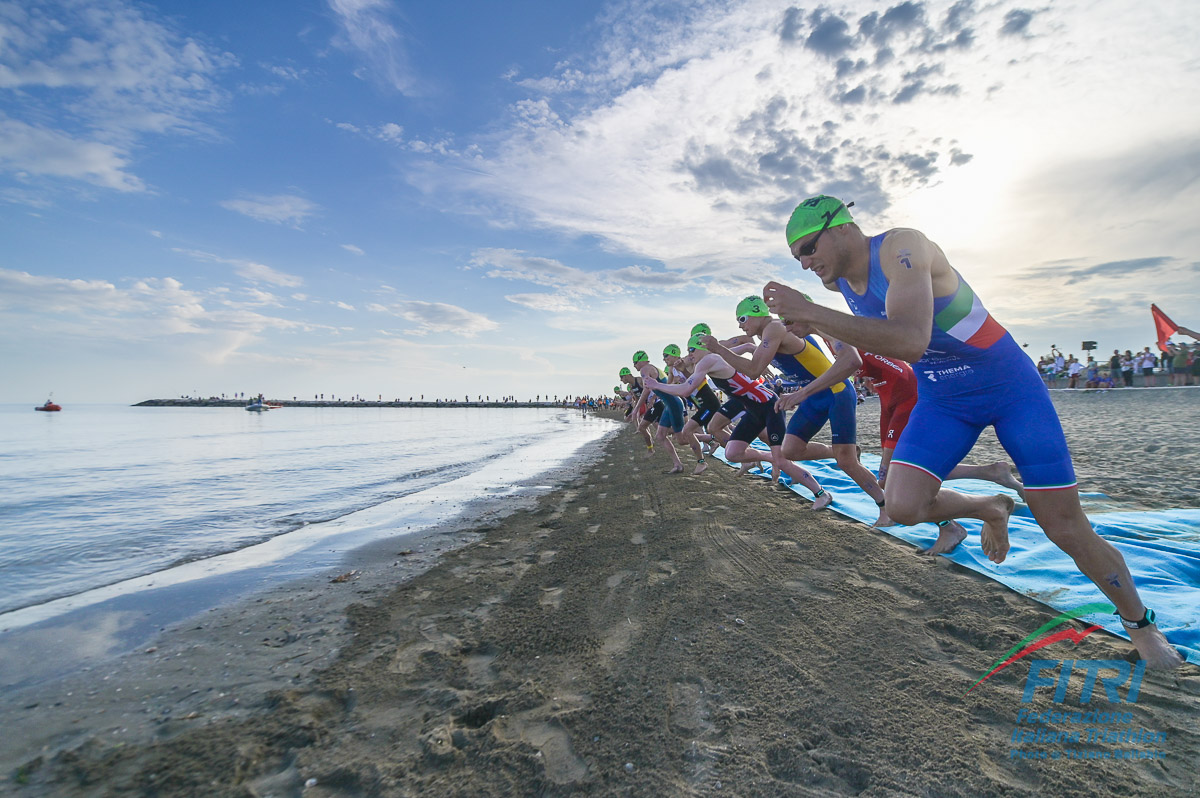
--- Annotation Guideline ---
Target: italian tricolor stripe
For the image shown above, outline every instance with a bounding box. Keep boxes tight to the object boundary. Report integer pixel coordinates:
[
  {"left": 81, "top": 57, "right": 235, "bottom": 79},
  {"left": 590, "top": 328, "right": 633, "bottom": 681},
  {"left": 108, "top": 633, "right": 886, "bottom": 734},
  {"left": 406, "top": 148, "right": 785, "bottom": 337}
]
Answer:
[{"left": 934, "top": 282, "right": 1007, "bottom": 349}]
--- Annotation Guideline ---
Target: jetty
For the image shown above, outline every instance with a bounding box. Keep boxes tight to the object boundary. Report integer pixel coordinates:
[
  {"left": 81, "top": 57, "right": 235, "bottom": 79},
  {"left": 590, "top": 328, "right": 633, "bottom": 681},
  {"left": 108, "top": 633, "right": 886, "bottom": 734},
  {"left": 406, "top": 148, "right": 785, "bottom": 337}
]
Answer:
[{"left": 133, "top": 398, "right": 570, "bottom": 409}]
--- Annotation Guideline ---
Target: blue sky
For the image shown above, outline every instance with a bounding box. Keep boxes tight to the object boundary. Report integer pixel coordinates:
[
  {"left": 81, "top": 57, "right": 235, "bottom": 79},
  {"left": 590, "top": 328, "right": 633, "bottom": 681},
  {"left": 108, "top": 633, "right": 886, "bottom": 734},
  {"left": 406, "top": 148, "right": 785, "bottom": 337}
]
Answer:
[{"left": 2, "top": 0, "right": 1198, "bottom": 403}]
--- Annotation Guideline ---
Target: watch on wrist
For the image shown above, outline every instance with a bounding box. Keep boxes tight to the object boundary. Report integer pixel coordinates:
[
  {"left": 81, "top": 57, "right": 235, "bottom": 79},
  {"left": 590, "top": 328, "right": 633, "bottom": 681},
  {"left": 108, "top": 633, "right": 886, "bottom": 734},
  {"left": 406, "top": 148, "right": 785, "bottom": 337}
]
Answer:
[{"left": 1114, "top": 607, "right": 1156, "bottom": 630}]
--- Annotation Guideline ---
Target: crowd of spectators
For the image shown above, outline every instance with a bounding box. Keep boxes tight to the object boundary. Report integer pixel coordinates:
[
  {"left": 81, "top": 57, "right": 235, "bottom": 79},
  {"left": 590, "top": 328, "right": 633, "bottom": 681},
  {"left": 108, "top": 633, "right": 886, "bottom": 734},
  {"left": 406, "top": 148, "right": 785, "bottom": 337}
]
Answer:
[{"left": 1036, "top": 342, "right": 1200, "bottom": 388}]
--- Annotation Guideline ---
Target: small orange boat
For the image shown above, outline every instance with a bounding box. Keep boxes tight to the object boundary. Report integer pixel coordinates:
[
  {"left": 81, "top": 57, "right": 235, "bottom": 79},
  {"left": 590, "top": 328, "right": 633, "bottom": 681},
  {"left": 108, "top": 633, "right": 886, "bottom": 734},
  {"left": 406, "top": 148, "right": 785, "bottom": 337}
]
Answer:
[{"left": 36, "top": 399, "right": 61, "bottom": 412}]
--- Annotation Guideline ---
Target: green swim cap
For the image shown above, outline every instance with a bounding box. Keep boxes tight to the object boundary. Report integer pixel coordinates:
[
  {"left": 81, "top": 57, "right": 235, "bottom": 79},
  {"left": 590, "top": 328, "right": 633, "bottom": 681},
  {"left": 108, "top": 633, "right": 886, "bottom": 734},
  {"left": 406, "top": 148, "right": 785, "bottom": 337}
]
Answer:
[
  {"left": 632, "top": 350, "right": 649, "bottom": 364},
  {"left": 663, "top": 343, "right": 681, "bottom": 359},
  {"left": 614, "top": 386, "right": 622, "bottom": 393},
  {"left": 618, "top": 366, "right": 631, "bottom": 377},
  {"left": 735, "top": 295, "right": 770, "bottom": 319},
  {"left": 690, "top": 322, "right": 711, "bottom": 337},
  {"left": 786, "top": 194, "right": 855, "bottom": 246},
  {"left": 687, "top": 332, "right": 709, "bottom": 352}
]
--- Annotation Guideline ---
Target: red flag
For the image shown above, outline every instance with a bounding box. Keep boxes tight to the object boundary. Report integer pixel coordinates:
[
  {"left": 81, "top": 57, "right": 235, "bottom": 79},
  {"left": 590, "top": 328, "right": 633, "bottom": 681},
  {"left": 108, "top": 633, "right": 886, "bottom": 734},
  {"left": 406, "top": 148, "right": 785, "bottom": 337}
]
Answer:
[{"left": 1151, "top": 304, "right": 1178, "bottom": 352}]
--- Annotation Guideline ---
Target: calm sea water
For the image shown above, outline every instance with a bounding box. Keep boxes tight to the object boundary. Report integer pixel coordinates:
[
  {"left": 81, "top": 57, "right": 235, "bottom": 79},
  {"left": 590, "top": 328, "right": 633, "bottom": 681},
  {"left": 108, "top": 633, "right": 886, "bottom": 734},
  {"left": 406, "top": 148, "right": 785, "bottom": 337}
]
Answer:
[{"left": 0, "top": 405, "right": 615, "bottom": 620}]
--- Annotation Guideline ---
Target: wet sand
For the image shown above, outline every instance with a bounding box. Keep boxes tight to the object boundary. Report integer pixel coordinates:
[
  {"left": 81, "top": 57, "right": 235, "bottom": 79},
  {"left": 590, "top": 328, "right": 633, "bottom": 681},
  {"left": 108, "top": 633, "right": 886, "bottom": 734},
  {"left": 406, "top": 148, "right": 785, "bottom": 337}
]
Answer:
[{"left": 3, "top": 414, "right": 1198, "bottom": 796}]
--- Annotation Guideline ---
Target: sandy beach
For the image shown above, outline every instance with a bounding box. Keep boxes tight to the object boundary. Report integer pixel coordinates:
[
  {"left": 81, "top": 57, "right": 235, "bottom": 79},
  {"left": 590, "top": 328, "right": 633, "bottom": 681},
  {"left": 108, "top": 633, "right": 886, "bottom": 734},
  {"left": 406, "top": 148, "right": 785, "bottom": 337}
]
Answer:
[{"left": 3, "top": 413, "right": 1198, "bottom": 796}]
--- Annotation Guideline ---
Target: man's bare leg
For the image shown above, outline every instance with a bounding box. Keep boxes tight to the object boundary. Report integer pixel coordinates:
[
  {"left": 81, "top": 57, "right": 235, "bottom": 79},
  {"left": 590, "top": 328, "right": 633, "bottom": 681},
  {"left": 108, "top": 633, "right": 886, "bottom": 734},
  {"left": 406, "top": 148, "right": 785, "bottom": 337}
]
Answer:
[
  {"left": 767, "top": 446, "right": 832, "bottom": 509},
  {"left": 1025, "top": 489, "right": 1183, "bottom": 669},
  {"left": 780, "top": 435, "right": 836, "bottom": 462},
  {"left": 884, "top": 465, "right": 1015, "bottom": 560},
  {"left": 656, "top": 427, "right": 684, "bottom": 473},
  {"left": 947, "top": 461, "right": 1025, "bottom": 499},
  {"left": 832, "top": 443, "right": 893, "bottom": 527}
]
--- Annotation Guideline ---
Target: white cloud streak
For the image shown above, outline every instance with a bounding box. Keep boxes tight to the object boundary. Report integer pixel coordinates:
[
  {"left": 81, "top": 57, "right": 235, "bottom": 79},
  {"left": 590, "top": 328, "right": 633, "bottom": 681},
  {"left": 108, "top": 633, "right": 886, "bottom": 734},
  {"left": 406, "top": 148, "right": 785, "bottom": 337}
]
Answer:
[
  {"left": 219, "top": 193, "right": 319, "bottom": 227},
  {"left": 326, "top": 0, "right": 417, "bottom": 93},
  {"left": 368, "top": 299, "right": 500, "bottom": 337},
  {"left": 0, "top": 0, "right": 235, "bottom": 192},
  {"left": 173, "top": 249, "right": 304, "bottom": 287}
]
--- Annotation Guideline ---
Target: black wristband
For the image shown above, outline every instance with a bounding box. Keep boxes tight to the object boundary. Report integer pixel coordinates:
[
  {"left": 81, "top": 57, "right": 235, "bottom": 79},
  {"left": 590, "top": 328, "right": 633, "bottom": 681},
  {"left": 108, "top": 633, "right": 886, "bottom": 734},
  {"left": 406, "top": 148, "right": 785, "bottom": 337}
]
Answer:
[{"left": 1114, "top": 608, "right": 1156, "bottom": 630}]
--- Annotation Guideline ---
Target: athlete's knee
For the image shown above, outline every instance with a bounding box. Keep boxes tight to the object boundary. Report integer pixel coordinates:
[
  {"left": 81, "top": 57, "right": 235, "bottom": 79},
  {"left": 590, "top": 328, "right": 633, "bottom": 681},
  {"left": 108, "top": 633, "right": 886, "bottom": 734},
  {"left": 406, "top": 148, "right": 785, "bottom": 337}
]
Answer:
[
  {"left": 833, "top": 448, "right": 859, "bottom": 472},
  {"left": 882, "top": 485, "right": 932, "bottom": 526},
  {"left": 1031, "top": 502, "right": 1094, "bottom": 553},
  {"left": 781, "top": 436, "right": 807, "bottom": 460}
]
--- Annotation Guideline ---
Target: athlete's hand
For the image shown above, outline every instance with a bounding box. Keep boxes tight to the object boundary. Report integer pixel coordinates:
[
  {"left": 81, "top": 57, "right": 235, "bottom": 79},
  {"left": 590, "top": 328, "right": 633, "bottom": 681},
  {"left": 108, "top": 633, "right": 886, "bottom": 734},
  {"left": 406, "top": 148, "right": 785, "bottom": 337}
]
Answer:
[
  {"left": 763, "top": 282, "right": 814, "bottom": 325},
  {"left": 782, "top": 319, "right": 815, "bottom": 338},
  {"left": 777, "top": 389, "right": 804, "bottom": 412},
  {"left": 699, "top": 334, "right": 718, "bottom": 350}
]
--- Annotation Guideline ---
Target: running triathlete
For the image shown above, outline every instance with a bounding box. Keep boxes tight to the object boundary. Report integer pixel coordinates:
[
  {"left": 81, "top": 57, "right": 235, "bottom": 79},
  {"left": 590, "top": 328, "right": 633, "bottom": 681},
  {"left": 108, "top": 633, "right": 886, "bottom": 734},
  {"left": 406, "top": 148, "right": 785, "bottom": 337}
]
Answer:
[
  {"left": 764, "top": 194, "right": 1181, "bottom": 667},
  {"left": 619, "top": 366, "right": 656, "bottom": 451},
  {"left": 630, "top": 350, "right": 689, "bottom": 474},
  {"left": 648, "top": 333, "right": 832, "bottom": 509},
  {"left": 706, "top": 295, "right": 890, "bottom": 526},
  {"left": 857, "top": 352, "right": 1023, "bottom": 496},
  {"left": 663, "top": 343, "right": 720, "bottom": 475}
]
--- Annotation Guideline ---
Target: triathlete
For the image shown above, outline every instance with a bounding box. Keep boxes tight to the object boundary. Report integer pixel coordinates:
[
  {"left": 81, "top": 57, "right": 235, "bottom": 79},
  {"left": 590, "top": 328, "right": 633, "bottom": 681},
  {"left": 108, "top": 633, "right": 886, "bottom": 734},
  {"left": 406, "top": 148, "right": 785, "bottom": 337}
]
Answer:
[
  {"left": 764, "top": 194, "right": 1181, "bottom": 667},
  {"left": 663, "top": 343, "right": 720, "bottom": 475},
  {"left": 648, "top": 333, "right": 832, "bottom": 509},
  {"left": 706, "top": 295, "right": 890, "bottom": 526},
  {"left": 619, "top": 366, "right": 656, "bottom": 451},
  {"left": 629, "top": 350, "right": 688, "bottom": 474},
  {"left": 857, "top": 352, "right": 1024, "bottom": 496}
]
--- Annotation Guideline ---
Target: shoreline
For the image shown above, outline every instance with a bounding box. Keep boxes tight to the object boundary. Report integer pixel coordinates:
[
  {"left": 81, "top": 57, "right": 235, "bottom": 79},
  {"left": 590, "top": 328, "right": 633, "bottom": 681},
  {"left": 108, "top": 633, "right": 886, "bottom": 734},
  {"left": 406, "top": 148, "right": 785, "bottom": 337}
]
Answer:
[{"left": 4, "top": 418, "right": 1198, "bottom": 795}]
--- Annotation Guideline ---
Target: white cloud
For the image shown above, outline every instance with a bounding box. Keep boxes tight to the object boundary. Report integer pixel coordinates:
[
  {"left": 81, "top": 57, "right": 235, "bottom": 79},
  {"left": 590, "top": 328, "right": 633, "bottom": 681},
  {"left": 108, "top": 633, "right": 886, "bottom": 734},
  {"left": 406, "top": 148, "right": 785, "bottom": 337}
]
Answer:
[
  {"left": 368, "top": 299, "right": 500, "bottom": 337},
  {"left": 174, "top": 248, "right": 304, "bottom": 287},
  {"left": 0, "top": 268, "right": 309, "bottom": 353},
  {"left": 376, "top": 122, "right": 403, "bottom": 142},
  {"left": 0, "top": 0, "right": 235, "bottom": 192},
  {"left": 0, "top": 119, "right": 144, "bottom": 191},
  {"left": 408, "top": 0, "right": 1200, "bottom": 311},
  {"left": 341, "top": 243, "right": 365, "bottom": 255},
  {"left": 469, "top": 248, "right": 618, "bottom": 296},
  {"left": 219, "top": 193, "right": 318, "bottom": 227},
  {"left": 505, "top": 293, "right": 579, "bottom": 313},
  {"left": 327, "top": 0, "right": 417, "bottom": 93},
  {"left": 334, "top": 301, "right": 356, "bottom": 310}
]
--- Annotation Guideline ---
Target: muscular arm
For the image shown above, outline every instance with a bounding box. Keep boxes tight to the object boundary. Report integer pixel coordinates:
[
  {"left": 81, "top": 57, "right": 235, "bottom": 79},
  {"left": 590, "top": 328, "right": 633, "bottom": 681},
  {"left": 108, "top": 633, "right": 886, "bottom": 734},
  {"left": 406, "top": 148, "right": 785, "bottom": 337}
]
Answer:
[
  {"left": 800, "top": 336, "right": 862, "bottom": 398},
  {"left": 763, "top": 229, "right": 939, "bottom": 363},
  {"left": 708, "top": 323, "right": 785, "bottom": 379}
]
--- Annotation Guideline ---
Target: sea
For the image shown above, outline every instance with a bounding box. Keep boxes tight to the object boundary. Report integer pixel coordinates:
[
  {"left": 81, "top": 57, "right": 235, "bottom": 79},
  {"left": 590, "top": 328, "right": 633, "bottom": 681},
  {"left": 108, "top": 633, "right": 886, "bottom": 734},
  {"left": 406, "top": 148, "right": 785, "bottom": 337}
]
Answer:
[{"left": 0, "top": 405, "right": 617, "bottom": 632}]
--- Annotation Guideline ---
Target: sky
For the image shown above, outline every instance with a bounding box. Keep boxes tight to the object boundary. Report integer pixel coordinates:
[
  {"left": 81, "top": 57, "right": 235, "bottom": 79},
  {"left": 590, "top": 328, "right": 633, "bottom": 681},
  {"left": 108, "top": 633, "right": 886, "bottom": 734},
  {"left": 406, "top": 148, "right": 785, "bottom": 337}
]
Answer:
[{"left": 2, "top": 0, "right": 1198, "bottom": 403}]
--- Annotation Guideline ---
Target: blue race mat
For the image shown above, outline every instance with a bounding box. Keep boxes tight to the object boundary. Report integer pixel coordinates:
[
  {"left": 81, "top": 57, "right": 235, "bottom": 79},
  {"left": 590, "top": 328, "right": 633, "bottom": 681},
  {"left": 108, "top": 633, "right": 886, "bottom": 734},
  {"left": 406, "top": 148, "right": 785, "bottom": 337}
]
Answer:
[{"left": 713, "top": 444, "right": 1200, "bottom": 665}]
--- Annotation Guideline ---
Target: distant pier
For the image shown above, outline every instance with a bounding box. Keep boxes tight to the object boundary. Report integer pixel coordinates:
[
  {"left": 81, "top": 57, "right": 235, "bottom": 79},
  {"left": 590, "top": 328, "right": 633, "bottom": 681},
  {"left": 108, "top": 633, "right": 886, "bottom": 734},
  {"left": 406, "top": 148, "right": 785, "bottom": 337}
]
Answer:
[{"left": 133, "top": 399, "right": 571, "bottom": 409}]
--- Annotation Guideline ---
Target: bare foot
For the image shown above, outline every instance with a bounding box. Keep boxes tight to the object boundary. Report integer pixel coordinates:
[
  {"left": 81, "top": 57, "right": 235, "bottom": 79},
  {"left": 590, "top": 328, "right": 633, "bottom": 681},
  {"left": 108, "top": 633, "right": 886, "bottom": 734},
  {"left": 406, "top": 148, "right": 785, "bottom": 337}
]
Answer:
[
  {"left": 920, "top": 520, "right": 967, "bottom": 556},
  {"left": 736, "top": 461, "right": 763, "bottom": 477},
  {"left": 813, "top": 491, "right": 833, "bottom": 510},
  {"left": 979, "top": 495, "right": 1016, "bottom": 563},
  {"left": 667, "top": 464, "right": 684, "bottom": 474},
  {"left": 1127, "top": 625, "right": 1186, "bottom": 669},
  {"left": 692, "top": 461, "right": 707, "bottom": 476},
  {"left": 984, "top": 461, "right": 1026, "bottom": 500},
  {"left": 872, "top": 509, "right": 896, "bottom": 528}
]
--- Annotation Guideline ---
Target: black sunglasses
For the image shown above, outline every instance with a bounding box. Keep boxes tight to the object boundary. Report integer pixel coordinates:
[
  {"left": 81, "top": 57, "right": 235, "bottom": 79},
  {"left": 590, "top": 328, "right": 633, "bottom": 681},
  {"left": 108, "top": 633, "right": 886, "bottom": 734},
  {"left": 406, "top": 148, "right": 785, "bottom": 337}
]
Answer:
[{"left": 796, "top": 200, "right": 854, "bottom": 257}]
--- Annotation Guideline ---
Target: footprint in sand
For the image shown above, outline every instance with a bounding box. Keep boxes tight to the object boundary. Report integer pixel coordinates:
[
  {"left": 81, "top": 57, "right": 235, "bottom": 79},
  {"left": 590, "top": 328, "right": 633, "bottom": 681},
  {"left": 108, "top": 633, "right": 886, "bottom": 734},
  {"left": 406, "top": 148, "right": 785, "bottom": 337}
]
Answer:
[
  {"left": 630, "top": 533, "right": 646, "bottom": 544},
  {"left": 606, "top": 570, "right": 630, "bottom": 588},
  {"left": 577, "top": 506, "right": 589, "bottom": 514},
  {"left": 587, "top": 524, "right": 600, "bottom": 534},
  {"left": 539, "top": 586, "right": 564, "bottom": 609},
  {"left": 641, "top": 510, "right": 657, "bottom": 517}
]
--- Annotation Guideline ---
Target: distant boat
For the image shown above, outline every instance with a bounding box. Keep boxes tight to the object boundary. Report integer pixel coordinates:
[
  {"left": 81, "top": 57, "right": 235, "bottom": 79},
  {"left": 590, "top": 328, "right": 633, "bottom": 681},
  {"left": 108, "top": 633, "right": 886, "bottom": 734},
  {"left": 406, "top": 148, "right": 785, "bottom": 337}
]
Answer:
[
  {"left": 35, "top": 399, "right": 61, "bottom": 412},
  {"left": 245, "top": 401, "right": 268, "bottom": 412}
]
